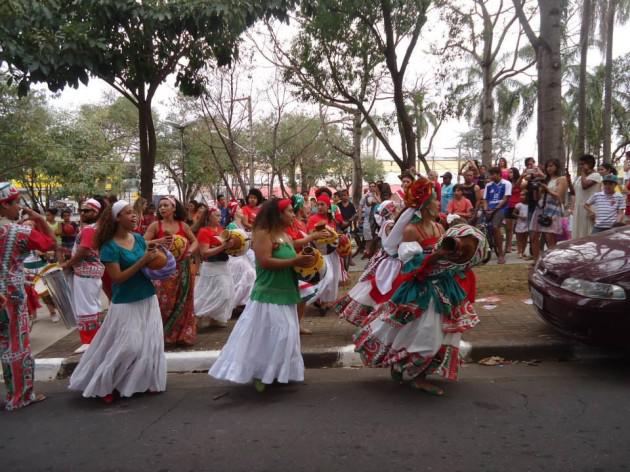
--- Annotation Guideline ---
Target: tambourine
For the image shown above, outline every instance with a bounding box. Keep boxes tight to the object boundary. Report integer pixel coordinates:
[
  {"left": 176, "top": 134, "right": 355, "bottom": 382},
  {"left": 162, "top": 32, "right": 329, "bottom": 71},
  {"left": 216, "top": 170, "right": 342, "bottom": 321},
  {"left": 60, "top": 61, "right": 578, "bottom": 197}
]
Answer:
[
  {"left": 220, "top": 229, "right": 249, "bottom": 257},
  {"left": 293, "top": 246, "right": 327, "bottom": 284},
  {"left": 312, "top": 222, "right": 339, "bottom": 255}
]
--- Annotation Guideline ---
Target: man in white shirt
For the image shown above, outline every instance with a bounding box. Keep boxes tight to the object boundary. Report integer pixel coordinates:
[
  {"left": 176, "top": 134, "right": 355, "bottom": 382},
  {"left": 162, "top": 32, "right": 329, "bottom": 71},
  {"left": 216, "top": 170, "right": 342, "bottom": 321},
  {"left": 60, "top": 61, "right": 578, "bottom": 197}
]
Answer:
[{"left": 571, "top": 154, "right": 602, "bottom": 238}]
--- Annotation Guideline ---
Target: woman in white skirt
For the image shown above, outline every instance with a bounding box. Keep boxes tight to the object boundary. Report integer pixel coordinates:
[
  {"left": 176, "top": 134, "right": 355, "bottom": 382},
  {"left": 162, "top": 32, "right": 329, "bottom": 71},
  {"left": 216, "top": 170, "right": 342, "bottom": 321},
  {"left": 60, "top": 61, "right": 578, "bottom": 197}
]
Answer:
[
  {"left": 209, "top": 198, "right": 314, "bottom": 392},
  {"left": 194, "top": 207, "right": 236, "bottom": 328},
  {"left": 69, "top": 201, "right": 166, "bottom": 404},
  {"left": 305, "top": 193, "right": 343, "bottom": 312}
]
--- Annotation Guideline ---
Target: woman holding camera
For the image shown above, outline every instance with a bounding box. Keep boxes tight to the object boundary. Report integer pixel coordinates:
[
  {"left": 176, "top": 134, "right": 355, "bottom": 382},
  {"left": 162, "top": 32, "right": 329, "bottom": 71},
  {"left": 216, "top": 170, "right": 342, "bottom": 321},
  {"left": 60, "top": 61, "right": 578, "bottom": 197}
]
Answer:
[{"left": 528, "top": 159, "right": 568, "bottom": 261}]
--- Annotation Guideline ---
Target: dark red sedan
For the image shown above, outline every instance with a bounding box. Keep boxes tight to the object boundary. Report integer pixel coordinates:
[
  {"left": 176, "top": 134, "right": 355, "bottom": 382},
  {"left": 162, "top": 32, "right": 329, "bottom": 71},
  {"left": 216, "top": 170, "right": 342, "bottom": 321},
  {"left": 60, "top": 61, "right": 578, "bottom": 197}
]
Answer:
[{"left": 528, "top": 225, "right": 630, "bottom": 345}]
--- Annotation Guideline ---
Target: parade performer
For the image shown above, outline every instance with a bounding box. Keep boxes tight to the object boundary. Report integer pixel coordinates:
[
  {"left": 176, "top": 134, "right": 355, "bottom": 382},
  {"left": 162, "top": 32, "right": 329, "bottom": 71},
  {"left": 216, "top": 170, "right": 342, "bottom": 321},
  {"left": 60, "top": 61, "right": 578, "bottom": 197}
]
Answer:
[
  {"left": 335, "top": 199, "right": 400, "bottom": 326},
  {"left": 306, "top": 193, "right": 343, "bottom": 312},
  {"left": 0, "top": 183, "right": 56, "bottom": 410},
  {"left": 353, "top": 177, "right": 487, "bottom": 396},
  {"left": 69, "top": 201, "right": 166, "bottom": 403},
  {"left": 241, "top": 188, "right": 263, "bottom": 231},
  {"left": 144, "top": 196, "right": 198, "bottom": 346},
  {"left": 222, "top": 199, "right": 256, "bottom": 309},
  {"left": 61, "top": 198, "right": 105, "bottom": 344},
  {"left": 194, "top": 207, "right": 236, "bottom": 328},
  {"left": 209, "top": 198, "right": 314, "bottom": 392},
  {"left": 285, "top": 194, "right": 328, "bottom": 334}
]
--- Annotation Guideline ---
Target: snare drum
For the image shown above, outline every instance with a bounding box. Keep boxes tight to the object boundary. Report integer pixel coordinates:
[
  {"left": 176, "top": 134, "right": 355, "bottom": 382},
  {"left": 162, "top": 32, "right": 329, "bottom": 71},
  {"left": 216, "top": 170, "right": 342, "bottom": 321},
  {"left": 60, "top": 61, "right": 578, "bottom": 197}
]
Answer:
[{"left": 41, "top": 266, "right": 77, "bottom": 329}]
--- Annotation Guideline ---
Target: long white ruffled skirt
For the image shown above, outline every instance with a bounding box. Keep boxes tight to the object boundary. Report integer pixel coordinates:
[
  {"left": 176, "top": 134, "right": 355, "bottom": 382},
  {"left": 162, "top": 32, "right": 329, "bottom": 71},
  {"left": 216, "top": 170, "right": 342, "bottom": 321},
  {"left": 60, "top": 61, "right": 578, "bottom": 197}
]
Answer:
[
  {"left": 227, "top": 255, "right": 256, "bottom": 307},
  {"left": 68, "top": 295, "right": 166, "bottom": 397},
  {"left": 194, "top": 261, "right": 234, "bottom": 323},
  {"left": 307, "top": 253, "right": 342, "bottom": 304},
  {"left": 209, "top": 300, "right": 304, "bottom": 385}
]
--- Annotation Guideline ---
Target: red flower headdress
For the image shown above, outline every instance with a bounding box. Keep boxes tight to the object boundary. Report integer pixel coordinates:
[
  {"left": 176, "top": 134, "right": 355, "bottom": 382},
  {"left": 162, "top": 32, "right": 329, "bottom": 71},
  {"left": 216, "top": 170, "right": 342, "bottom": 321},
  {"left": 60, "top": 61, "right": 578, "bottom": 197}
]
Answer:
[{"left": 404, "top": 177, "right": 434, "bottom": 209}]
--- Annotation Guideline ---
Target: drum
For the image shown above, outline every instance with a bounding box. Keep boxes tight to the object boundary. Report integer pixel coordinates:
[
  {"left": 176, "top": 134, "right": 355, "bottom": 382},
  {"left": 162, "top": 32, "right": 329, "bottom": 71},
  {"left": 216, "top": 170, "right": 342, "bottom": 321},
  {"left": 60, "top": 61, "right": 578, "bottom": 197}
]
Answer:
[
  {"left": 220, "top": 229, "right": 250, "bottom": 257},
  {"left": 41, "top": 267, "right": 77, "bottom": 329},
  {"left": 169, "top": 234, "right": 189, "bottom": 261},
  {"left": 293, "top": 246, "right": 327, "bottom": 284},
  {"left": 312, "top": 223, "right": 339, "bottom": 255},
  {"left": 32, "top": 263, "right": 60, "bottom": 298}
]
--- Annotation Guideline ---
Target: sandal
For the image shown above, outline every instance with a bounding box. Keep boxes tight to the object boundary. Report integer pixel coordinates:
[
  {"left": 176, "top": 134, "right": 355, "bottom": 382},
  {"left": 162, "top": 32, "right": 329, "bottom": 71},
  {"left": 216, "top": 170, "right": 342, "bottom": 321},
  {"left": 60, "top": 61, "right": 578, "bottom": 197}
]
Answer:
[
  {"left": 253, "top": 379, "right": 266, "bottom": 393},
  {"left": 410, "top": 379, "right": 444, "bottom": 396}
]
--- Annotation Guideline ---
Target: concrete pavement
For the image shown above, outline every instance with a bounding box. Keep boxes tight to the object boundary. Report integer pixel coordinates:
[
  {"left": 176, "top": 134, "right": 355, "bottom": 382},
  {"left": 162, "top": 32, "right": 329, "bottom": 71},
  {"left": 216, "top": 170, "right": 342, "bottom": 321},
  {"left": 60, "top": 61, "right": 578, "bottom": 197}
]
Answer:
[{"left": 3, "top": 361, "right": 630, "bottom": 471}]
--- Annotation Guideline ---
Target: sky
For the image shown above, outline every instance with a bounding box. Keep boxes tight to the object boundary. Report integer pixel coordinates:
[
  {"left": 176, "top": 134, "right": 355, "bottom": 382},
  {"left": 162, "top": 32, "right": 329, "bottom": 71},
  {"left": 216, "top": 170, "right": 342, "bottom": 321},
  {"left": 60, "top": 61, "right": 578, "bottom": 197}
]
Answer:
[{"left": 45, "top": 3, "right": 630, "bottom": 183}]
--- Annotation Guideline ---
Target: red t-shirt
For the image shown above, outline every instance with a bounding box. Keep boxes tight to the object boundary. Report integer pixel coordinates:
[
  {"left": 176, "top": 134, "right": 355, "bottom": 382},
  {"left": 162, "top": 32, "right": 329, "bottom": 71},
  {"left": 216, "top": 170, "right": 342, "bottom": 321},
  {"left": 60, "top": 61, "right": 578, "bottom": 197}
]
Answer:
[
  {"left": 241, "top": 205, "right": 260, "bottom": 226},
  {"left": 78, "top": 225, "right": 97, "bottom": 250},
  {"left": 197, "top": 226, "right": 223, "bottom": 248},
  {"left": 307, "top": 213, "right": 334, "bottom": 232},
  {"left": 508, "top": 185, "right": 521, "bottom": 208}
]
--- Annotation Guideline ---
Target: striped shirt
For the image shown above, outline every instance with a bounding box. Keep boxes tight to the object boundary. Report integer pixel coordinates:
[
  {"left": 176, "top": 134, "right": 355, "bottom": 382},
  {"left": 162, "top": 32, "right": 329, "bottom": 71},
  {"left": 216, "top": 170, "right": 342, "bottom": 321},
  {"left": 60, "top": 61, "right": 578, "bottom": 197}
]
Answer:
[{"left": 586, "top": 192, "right": 625, "bottom": 229}]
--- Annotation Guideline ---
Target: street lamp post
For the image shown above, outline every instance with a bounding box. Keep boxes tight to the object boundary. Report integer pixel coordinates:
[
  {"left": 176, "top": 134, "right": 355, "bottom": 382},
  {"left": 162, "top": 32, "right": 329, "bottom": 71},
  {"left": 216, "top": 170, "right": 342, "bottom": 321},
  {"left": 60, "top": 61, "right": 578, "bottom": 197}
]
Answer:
[
  {"left": 165, "top": 120, "right": 194, "bottom": 201},
  {"left": 231, "top": 96, "right": 254, "bottom": 187}
]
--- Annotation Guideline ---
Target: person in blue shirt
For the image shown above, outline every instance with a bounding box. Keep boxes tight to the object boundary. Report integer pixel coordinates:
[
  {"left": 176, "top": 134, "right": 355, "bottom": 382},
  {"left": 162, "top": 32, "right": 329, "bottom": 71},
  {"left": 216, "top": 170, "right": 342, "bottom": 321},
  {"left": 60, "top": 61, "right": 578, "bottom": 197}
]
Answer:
[
  {"left": 217, "top": 194, "right": 230, "bottom": 228},
  {"left": 440, "top": 172, "right": 455, "bottom": 211},
  {"left": 69, "top": 200, "right": 167, "bottom": 404},
  {"left": 482, "top": 167, "right": 512, "bottom": 264}
]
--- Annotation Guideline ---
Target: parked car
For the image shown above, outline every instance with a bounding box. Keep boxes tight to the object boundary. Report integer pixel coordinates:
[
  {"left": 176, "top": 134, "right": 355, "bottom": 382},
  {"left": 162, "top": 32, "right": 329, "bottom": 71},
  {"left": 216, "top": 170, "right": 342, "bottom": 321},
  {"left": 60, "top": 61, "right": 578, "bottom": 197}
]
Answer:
[{"left": 528, "top": 225, "right": 630, "bottom": 345}]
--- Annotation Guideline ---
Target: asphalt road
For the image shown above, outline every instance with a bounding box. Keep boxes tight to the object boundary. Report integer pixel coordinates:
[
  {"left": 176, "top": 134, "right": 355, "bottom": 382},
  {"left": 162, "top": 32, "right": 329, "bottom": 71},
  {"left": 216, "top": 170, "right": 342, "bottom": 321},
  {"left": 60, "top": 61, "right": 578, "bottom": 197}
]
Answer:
[{"left": 3, "top": 360, "right": 630, "bottom": 472}]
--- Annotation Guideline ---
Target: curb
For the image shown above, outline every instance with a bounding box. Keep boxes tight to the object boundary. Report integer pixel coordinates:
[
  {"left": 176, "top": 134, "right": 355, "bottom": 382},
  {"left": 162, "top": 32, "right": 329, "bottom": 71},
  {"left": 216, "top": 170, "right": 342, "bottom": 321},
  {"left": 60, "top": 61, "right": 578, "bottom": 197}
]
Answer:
[{"left": 32, "top": 339, "right": 628, "bottom": 381}]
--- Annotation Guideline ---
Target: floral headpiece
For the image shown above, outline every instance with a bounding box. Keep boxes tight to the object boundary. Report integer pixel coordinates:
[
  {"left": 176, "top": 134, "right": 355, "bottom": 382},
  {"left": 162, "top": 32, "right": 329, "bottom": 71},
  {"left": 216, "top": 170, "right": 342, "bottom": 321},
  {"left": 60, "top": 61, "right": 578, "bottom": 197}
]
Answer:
[
  {"left": 291, "top": 194, "right": 305, "bottom": 212},
  {"left": 404, "top": 177, "right": 434, "bottom": 209}
]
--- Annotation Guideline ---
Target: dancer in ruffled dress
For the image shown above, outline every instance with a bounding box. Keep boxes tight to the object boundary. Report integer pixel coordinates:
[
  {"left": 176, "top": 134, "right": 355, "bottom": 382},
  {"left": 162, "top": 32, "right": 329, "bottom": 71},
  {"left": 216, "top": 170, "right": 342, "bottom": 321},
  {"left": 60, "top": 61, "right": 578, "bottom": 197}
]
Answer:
[
  {"left": 209, "top": 198, "right": 314, "bottom": 392},
  {"left": 69, "top": 201, "right": 166, "bottom": 403},
  {"left": 335, "top": 199, "right": 401, "bottom": 326},
  {"left": 285, "top": 194, "right": 328, "bottom": 334},
  {"left": 223, "top": 200, "right": 256, "bottom": 310},
  {"left": 144, "top": 196, "right": 198, "bottom": 346},
  {"left": 353, "top": 178, "right": 488, "bottom": 396},
  {"left": 194, "top": 207, "right": 235, "bottom": 328}
]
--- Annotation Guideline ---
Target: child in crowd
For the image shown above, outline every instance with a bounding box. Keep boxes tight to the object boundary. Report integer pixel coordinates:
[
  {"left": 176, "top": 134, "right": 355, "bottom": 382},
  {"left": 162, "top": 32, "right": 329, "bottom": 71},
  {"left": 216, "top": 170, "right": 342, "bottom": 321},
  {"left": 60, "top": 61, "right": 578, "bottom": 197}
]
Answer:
[{"left": 514, "top": 192, "right": 529, "bottom": 258}]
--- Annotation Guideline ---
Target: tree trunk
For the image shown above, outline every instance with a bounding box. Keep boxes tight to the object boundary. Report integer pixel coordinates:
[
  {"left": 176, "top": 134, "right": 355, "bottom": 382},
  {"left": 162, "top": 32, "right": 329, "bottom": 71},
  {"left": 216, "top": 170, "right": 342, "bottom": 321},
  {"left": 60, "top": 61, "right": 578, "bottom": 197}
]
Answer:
[
  {"left": 576, "top": 0, "right": 592, "bottom": 161},
  {"left": 138, "top": 98, "right": 156, "bottom": 201},
  {"left": 537, "top": 1, "right": 565, "bottom": 168},
  {"left": 481, "top": 80, "right": 495, "bottom": 167},
  {"left": 351, "top": 112, "right": 363, "bottom": 207},
  {"left": 603, "top": 0, "right": 616, "bottom": 164}
]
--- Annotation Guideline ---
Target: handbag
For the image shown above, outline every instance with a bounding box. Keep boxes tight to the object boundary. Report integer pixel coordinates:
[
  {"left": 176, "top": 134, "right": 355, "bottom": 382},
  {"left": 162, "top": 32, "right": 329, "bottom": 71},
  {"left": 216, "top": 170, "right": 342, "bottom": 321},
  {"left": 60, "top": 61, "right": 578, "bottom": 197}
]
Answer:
[{"left": 537, "top": 193, "right": 552, "bottom": 227}]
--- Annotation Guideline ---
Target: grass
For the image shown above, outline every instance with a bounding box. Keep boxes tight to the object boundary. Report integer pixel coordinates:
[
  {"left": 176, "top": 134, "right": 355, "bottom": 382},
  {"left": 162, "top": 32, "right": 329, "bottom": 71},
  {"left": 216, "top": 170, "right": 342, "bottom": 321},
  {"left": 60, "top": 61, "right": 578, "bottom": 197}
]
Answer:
[{"left": 340, "top": 260, "right": 531, "bottom": 298}]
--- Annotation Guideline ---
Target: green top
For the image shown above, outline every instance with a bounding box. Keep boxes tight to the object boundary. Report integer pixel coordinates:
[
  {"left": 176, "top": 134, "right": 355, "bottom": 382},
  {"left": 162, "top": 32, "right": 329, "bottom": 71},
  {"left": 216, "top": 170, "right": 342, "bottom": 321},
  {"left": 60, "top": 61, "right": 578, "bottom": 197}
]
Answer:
[
  {"left": 100, "top": 233, "right": 156, "bottom": 304},
  {"left": 250, "top": 242, "right": 300, "bottom": 305}
]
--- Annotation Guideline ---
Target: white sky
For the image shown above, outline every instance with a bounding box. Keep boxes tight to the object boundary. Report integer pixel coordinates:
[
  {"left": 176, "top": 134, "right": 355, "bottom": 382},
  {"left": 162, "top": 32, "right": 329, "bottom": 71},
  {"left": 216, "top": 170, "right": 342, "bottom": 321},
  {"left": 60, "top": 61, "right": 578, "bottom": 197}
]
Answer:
[{"left": 46, "top": 5, "right": 630, "bottom": 182}]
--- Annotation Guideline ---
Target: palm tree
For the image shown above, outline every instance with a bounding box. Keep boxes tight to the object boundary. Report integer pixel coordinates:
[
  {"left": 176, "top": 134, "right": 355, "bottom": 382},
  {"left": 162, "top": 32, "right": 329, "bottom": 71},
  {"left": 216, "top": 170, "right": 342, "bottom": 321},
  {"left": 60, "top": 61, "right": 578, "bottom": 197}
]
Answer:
[{"left": 598, "top": 0, "right": 630, "bottom": 163}]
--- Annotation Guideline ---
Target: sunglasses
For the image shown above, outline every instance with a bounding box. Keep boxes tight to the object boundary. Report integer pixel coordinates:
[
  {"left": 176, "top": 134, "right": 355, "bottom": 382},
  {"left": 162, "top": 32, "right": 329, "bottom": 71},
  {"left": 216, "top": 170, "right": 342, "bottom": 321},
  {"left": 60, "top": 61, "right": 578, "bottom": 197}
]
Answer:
[{"left": 80, "top": 208, "right": 95, "bottom": 213}]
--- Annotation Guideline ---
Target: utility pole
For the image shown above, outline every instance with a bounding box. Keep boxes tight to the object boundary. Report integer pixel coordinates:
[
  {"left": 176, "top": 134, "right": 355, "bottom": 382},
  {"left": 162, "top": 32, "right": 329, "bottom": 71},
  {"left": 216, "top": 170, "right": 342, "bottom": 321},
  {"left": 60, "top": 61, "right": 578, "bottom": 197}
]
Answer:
[{"left": 231, "top": 96, "right": 254, "bottom": 188}]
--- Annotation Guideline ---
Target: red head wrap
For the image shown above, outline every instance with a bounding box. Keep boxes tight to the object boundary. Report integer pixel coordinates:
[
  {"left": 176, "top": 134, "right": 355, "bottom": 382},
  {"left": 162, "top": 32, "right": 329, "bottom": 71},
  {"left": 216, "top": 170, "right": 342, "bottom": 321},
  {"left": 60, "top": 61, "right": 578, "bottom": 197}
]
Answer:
[
  {"left": 278, "top": 198, "right": 292, "bottom": 213},
  {"left": 316, "top": 194, "right": 331, "bottom": 207}
]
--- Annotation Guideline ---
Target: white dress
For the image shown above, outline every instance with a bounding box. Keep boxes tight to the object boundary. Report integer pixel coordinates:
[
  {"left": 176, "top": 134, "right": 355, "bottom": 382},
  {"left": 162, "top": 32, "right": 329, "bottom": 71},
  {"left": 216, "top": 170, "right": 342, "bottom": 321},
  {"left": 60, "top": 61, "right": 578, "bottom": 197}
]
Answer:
[
  {"left": 194, "top": 261, "right": 234, "bottom": 324},
  {"left": 68, "top": 295, "right": 166, "bottom": 397},
  {"left": 573, "top": 172, "right": 602, "bottom": 239}
]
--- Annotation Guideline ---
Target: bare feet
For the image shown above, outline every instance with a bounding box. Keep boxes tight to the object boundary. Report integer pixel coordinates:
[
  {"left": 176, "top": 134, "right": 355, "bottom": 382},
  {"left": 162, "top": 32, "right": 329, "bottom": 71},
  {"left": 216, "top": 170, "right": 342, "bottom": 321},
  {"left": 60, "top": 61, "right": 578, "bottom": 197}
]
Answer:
[{"left": 300, "top": 326, "right": 313, "bottom": 335}]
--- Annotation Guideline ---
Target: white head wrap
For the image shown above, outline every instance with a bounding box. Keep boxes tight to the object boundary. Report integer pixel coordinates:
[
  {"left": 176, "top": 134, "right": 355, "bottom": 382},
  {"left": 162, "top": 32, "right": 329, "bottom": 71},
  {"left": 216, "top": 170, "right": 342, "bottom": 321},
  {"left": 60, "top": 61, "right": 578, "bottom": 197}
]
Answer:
[{"left": 112, "top": 200, "right": 129, "bottom": 220}]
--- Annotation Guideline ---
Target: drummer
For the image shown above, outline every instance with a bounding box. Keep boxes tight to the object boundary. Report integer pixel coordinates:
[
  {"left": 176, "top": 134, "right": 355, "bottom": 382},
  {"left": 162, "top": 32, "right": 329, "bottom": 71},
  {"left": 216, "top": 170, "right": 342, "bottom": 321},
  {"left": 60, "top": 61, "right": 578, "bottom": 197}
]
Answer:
[
  {"left": 60, "top": 198, "right": 106, "bottom": 345},
  {"left": 0, "top": 182, "right": 56, "bottom": 410}
]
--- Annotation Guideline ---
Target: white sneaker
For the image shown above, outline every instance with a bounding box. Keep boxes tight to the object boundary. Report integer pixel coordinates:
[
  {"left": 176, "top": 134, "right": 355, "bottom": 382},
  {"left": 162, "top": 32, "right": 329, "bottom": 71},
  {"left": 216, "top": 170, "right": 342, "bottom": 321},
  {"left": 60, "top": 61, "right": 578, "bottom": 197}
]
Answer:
[{"left": 51, "top": 314, "right": 61, "bottom": 323}]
